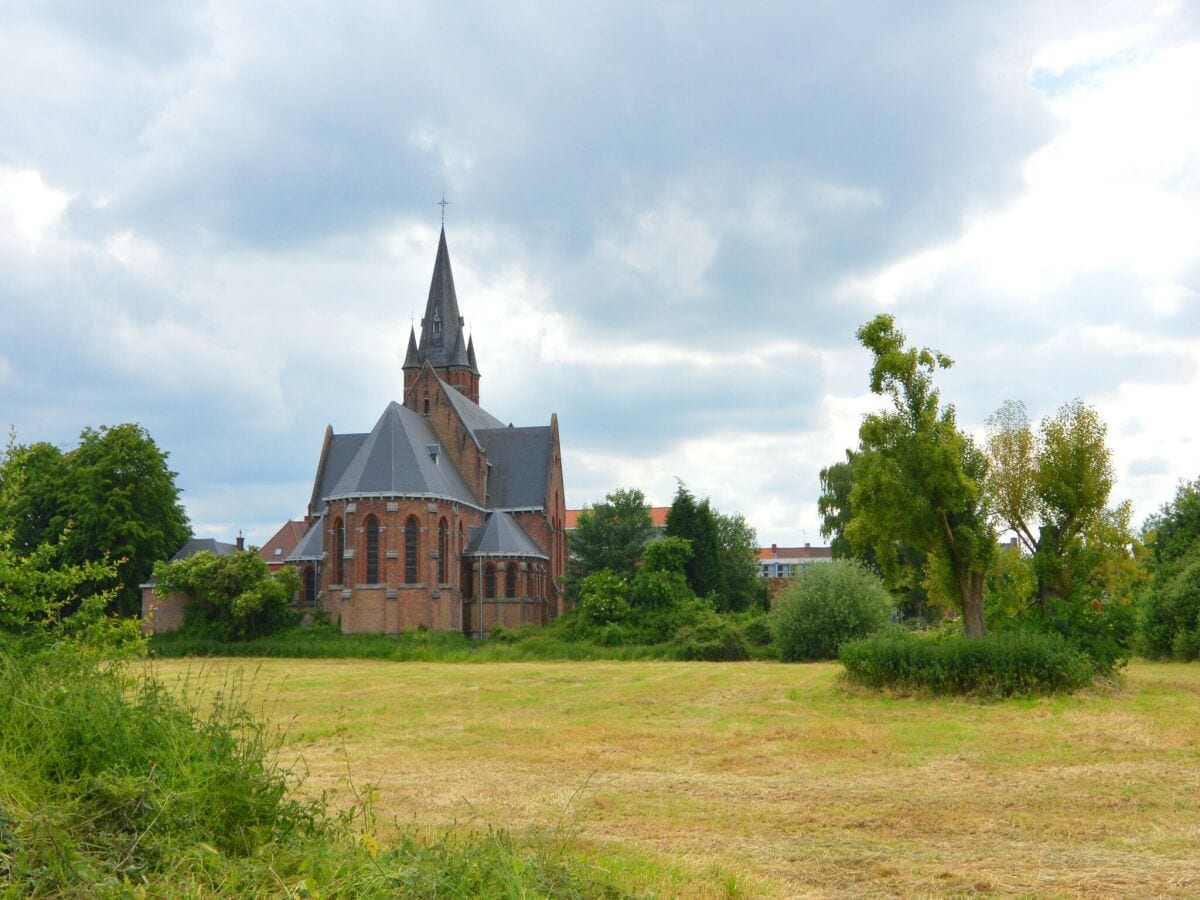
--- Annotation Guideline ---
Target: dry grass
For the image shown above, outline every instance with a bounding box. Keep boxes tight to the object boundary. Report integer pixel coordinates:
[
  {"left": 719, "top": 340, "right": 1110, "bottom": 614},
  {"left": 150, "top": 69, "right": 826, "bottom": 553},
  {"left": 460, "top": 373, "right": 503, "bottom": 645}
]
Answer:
[{"left": 144, "top": 658, "right": 1200, "bottom": 897}]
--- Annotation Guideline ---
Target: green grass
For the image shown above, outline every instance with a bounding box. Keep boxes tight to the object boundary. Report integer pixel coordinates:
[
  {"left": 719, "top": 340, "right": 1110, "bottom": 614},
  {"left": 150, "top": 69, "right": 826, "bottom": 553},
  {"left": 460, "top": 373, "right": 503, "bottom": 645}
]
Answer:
[
  {"left": 144, "top": 657, "right": 1200, "bottom": 898},
  {"left": 149, "top": 621, "right": 683, "bottom": 663},
  {"left": 0, "top": 646, "right": 740, "bottom": 898}
]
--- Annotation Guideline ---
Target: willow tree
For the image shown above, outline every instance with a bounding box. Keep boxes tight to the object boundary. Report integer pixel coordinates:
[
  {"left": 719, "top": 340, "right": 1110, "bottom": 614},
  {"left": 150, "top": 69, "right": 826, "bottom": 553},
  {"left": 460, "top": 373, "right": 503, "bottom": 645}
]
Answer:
[{"left": 845, "top": 315, "right": 994, "bottom": 636}]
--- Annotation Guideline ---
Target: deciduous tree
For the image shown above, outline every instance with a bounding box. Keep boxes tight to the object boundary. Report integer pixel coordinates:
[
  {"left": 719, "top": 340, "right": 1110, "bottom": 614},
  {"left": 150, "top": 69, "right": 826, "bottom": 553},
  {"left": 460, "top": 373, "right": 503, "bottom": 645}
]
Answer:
[
  {"left": 713, "top": 510, "right": 764, "bottom": 612},
  {"left": 984, "top": 399, "right": 1125, "bottom": 607},
  {"left": 566, "top": 487, "right": 655, "bottom": 597},
  {"left": 845, "top": 315, "right": 994, "bottom": 636}
]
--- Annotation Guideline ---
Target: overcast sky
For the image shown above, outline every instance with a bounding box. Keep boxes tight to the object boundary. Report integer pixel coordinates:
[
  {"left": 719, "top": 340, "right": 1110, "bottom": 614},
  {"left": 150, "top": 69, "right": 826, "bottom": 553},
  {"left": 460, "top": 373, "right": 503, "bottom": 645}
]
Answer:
[{"left": 2, "top": 2, "right": 1198, "bottom": 548}]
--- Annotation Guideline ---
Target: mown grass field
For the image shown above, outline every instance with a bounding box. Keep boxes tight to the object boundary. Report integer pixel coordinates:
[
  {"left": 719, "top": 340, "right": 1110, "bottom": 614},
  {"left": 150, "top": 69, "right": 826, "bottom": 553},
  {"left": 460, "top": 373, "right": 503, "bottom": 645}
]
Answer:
[{"left": 145, "top": 658, "right": 1200, "bottom": 897}]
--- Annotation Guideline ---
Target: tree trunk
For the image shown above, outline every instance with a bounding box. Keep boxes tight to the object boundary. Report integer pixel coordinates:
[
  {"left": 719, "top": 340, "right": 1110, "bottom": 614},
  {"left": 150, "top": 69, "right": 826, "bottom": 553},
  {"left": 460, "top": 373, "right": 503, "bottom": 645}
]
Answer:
[{"left": 962, "top": 569, "right": 986, "bottom": 637}]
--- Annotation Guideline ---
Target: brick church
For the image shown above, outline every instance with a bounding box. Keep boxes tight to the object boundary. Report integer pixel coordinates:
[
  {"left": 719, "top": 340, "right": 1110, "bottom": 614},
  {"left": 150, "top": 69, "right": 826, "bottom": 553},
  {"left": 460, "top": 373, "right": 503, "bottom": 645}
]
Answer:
[{"left": 284, "top": 228, "right": 567, "bottom": 634}]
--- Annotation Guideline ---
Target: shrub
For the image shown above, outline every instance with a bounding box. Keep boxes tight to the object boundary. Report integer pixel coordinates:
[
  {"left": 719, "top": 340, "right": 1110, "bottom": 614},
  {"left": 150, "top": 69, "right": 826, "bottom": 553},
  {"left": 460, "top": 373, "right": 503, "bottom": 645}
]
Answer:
[
  {"left": 1140, "top": 548, "right": 1200, "bottom": 660},
  {"left": 771, "top": 560, "right": 893, "bottom": 661},
  {"left": 154, "top": 550, "right": 299, "bottom": 641},
  {"left": 672, "top": 610, "right": 750, "bottom": 661},
  {"left": 736, "top": 612, "right": 775, "bottom": 649},
  {"left": 839, "top": 630, "right": 1097, "bottom": 697},
  {"left": 577, "top": 569, "right": 632, "bottom": 625}
]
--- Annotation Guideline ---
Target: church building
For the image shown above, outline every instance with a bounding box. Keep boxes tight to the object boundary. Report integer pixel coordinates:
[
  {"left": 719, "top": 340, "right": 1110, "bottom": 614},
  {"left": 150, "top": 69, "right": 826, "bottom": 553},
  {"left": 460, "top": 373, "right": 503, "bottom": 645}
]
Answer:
[{"left": 285, "top": 228, "right": 567, "bottom": 634}]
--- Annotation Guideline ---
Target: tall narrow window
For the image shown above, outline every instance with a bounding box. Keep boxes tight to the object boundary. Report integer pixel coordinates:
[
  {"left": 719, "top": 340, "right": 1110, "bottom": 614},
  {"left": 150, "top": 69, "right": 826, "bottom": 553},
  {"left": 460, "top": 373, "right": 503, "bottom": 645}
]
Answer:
[
  {"left": 303, "top": 566, "right": 316, "bottom": 607},
  {"left": 365, "top": 515, "right": 379, "bottom": 584},
  {"left": 438, "top": 518, "right": 448, "bottom": 584},
  {"left": 333, "top": 518, "right": 345, "bottom": 585},
  {"left": 484, "top": 564, "right": 495, "bottom": 599},
  {"left": 505, "top": 564, "right": 516, "bottom": 598},
  {"left": 405, "top": 517, "right": 419, "bottom": 584}
]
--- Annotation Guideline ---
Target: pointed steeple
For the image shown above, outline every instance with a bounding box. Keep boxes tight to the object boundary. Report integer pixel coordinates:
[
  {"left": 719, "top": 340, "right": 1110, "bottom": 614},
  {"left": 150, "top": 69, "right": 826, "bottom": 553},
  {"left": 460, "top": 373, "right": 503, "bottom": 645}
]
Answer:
[
  {"left": 466, "top": 334, "right": 478, "bottom": 374},
  {"left": 417, "top": 227, "right": 467, "bottom": 368},
  {"left": 448, "top": 328, "right": 469, "bottom": 368},
  {"left": 403, "top": 326, "right": 420, "bottom": 369}
]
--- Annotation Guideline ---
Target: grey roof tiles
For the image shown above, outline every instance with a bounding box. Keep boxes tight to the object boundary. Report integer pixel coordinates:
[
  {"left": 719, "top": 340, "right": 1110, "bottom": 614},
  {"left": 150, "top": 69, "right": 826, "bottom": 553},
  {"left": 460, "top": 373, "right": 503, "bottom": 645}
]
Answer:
[
  {"left": 478, "top": 426, "right": 551, "bottom": 508},
  {"left": 416, "top": 228, "right": 468, "bottom": 369},
  {"left": 286, "top": 516, "right": 324, "bottom": 562},
  {"left": 466, "top": 510, "right": 547, "bottom": 558},
  {"left": 327, "top": 401, "right": 478, "bottom": 505}
]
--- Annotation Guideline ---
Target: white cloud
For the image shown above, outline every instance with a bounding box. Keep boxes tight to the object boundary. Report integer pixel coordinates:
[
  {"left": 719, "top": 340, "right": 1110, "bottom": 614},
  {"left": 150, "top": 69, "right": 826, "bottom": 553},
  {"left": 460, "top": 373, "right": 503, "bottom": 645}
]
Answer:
[
  {"left": 0, "top": 166, "right": 70, "bottom": 251},
  {"left": 598, "top": 201, "right": 718, "bottom": 299},
  {"left": 843, "top": 36, "right": 1200, "bottom": 310}
]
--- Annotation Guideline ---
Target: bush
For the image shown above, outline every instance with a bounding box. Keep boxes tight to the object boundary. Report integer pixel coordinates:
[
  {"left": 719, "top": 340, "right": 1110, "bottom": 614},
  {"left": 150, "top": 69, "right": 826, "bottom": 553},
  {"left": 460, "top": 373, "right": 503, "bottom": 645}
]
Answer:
[
  {"left": 736, "top": 612, "right": 775, "bottom": 649},
  {"left": 577, "top": 569, "right": 632, "bottom": 625},
  {"left": 771, "top": 560, "right": 893, "bottom": 661},
  {"left": 1140, "top": 548, "right": 1200, "bottom": 660},
  {"left": 672, "top": 610, "right": 750, "bottom": 661},
  {"left": 839, "top": 630, "right": 1098, "bottom": 697}
]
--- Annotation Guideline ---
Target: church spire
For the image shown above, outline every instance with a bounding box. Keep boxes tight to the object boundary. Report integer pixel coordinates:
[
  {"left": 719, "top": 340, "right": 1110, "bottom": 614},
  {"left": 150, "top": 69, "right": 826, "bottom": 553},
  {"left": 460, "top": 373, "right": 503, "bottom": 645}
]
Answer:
[
  {"left": 405, "top": 225, "right": 481, "bottom": 406},
  {"left": 417, "top": 228, "right": 467, "bottom": 369}
]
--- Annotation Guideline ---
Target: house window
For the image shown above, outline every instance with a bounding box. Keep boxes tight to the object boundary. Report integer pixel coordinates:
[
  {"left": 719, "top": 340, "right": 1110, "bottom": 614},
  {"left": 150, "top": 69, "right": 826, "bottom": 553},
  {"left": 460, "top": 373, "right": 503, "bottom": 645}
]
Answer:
[
  {"left": 484, "top": 564, "right": 495, "bottom": 599},
  {"left": 364, "top": 515, "right": 379, "bottom": 584},
  {"left": 438, "top": 518, "right": 448, "bottom": 584},
  {"left": 333, "top": 518, "right": 345, "bottom": 585},
  {"left": 405, "top": 516, "right": 419, "bottom": 584},
  {"left": 505, "top": 564, "right": 517, "bottom": 598}
]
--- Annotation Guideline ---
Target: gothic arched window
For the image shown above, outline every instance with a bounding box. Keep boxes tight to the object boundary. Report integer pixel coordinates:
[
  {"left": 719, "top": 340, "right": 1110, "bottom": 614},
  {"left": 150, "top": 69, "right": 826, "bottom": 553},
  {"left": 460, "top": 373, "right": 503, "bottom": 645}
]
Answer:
[
  {"left": 405, "top": 517, "right": 419, "bottom": 584},
  {"left": 438, "top": 518, "right": 448, "bottom": 584},
  {"left": 303, "top": 565, "right": 316, "bottom": 607},
  {"left": 333, "top": 518, "right": 345, "bottom": 585},
  {"left": 364, "top": 515, "right": 380, "bottom": 584},
  {"left": 505, "top": 564, "right": 517, "bottom": 598},
  {"left": 484, "top": 564, "right": 496, "bottom": 599}
]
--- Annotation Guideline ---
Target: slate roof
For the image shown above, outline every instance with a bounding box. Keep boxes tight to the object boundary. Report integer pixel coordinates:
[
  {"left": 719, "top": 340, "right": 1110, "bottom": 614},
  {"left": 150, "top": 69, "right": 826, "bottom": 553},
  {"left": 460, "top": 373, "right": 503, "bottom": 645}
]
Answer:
[
  {"left": 171, "top": 537, "right": 239, "bottom": 561},
  {"left": 286, "top": 516, "right": 324, "bottom": 562},
  {"left": 416, "top": 228, "right": 468, "bottom": 369},
  {"left": 442, "top": 381, "right": 504, "bottom": 437},
  {"left": 310, "top": 432, "right": 368, "bottom": 509},
  {"left": 466, "top": 511, "right": 547, "bottom": 558},
  {"left": 327, "top": 401, "right": 478, "bottom": 505},
  {"left": 477, "top": 426, "right": 551, "bottom": 508}
]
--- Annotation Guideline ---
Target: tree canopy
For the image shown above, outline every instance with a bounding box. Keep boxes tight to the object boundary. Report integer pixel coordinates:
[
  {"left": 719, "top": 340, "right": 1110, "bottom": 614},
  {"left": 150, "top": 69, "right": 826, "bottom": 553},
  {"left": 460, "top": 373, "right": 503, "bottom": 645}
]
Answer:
[
  {"left": 0, "top": 424, "right": 191, "bottom": 615},
  {"left": 985, "top": 399, "right": 1120, "bottom": 606},
  {"left": 844, "top": 315, "right": 994, "bottom": 636},
  {"left": 566, "top": 487, "right": 655, "bottom": 597},
  {"left": 665, "top": 482, "right": 727, "bottom": 603}
]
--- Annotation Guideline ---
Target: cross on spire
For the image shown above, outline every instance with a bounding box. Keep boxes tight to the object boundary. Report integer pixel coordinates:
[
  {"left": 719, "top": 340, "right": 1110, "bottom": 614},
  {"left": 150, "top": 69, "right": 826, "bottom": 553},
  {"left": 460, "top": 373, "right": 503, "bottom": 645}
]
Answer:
[{"left": 438, "top": 192, "right": 449, "bottom": 227}]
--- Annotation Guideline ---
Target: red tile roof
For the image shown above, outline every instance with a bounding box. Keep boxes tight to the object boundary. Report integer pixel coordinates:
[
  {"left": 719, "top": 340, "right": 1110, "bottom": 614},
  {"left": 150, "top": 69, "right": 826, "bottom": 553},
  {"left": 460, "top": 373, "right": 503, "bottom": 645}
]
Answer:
[
  {"left": 565, "top": 506, "right": 669, "bottom": 530},
  {"left": 757, "top": 545, "right": 833, "bottom": 560},
  {"left": 259, "top": 520, "right": 307, "bottom": 565}
]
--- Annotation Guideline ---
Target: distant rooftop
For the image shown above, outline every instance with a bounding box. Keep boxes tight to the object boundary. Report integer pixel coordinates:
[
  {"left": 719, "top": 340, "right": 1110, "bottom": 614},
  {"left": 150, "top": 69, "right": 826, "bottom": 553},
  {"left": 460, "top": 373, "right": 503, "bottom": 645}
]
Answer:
[{"left": 564, "top": 506, "right": 669, "bottom": 530}]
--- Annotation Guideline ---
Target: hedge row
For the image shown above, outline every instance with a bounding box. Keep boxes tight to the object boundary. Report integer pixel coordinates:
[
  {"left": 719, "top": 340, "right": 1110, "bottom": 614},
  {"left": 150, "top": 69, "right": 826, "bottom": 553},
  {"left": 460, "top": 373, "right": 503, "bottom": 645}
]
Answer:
[{"left": 839, "top": 630, "right": 1097, "bottom": 697}]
